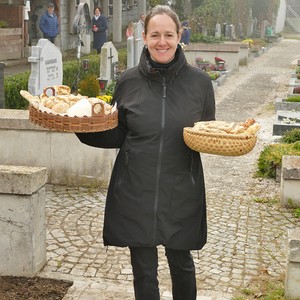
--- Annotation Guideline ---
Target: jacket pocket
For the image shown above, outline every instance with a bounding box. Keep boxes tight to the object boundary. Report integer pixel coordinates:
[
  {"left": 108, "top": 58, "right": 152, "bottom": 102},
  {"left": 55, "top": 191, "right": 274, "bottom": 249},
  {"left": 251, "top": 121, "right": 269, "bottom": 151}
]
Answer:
[
  {"left": 113, "top": 149, "right": 142, "bottom": 217},
  {"left": 170, "top": 170, "right": 201, "bottom": 219}
]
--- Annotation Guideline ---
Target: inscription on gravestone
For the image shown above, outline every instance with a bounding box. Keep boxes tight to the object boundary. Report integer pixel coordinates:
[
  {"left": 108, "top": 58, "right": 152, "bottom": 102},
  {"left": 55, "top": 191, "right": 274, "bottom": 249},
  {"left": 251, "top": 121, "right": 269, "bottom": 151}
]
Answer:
[{"left": 28, "top": 39, "right": 62, "bottom": 96}]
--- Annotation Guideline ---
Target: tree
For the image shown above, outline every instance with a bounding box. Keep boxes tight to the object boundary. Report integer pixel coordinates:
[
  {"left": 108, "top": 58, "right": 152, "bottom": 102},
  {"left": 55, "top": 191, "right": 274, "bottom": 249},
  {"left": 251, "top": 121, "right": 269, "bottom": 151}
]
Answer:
[
  {"left": 171, "top": 0, "right": 185, "bottom": 20},
  {"left": 192, "top": 0, "right": 235, "bottom": 35},
  {"left": 251, "top": 0, "right": 280, "bottom": 24},
  {"left": 190, "top": 0, "right": 205, "bottom": 10}
]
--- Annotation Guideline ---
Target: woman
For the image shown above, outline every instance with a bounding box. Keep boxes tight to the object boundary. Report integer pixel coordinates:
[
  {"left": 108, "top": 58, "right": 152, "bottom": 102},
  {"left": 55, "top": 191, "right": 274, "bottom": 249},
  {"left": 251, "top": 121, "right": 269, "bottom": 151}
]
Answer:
[
  {"left": 76, "top": 5, "right": 215, "bottom": 299},
  {"left": 92, "top": 6, "right": 107, "bottom": 54},
  {"left": 126, "top": 20, "right": 134, "bottom": 38}
]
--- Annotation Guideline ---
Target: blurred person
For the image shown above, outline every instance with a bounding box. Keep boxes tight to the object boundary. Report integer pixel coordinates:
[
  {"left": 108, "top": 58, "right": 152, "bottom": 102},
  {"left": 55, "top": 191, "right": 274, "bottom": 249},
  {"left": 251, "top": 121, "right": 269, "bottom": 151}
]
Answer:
[
  {"left": 39, "top": 2, "right": 59, "bottom": 44},
  {"left": 126, "top": 20, "right": 134, "bottom": 38},
  {"left": 92, "top": 6, "right": 108, "bottom": 54},
  {"left": 180, "top": 20, "right": 191, "bottom": 45}
]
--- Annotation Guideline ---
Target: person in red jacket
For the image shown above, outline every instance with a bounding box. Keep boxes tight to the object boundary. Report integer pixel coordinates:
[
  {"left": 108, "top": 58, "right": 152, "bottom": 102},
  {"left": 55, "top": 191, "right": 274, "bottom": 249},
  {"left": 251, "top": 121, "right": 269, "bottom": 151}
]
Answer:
[{"left": 76, "top": 5, "right": 215, "bottom": 299}]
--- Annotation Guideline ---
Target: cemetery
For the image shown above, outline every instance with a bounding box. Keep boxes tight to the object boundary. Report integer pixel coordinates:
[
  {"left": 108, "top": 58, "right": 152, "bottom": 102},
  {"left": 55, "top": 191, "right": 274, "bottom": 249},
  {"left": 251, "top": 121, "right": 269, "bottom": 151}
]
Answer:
[{"left": 0, "top": 1, "right": 300, "bottom": 299}]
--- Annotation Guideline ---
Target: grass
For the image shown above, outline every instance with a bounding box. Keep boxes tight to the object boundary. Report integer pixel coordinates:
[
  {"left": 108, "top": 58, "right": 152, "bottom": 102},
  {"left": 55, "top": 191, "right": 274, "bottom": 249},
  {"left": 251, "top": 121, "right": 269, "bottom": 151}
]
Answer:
[{"left": 232, "top": 272, "right": 286, "bottom": 300}]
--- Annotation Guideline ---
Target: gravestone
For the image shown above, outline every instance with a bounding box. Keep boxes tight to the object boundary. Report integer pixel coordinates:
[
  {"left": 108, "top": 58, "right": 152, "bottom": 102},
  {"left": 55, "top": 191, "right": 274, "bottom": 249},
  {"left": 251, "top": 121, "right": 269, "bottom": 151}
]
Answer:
[
  {"left": 127, "top": 36, "right": 134, "bottom": 69},
  {"left": 134, "top": 21, "right": 144, "bottom": 67},
  {"left": 0, "top": 62, "right": 4, "bottom": 108},
  {"left": 99, "top": 42, "right": 119, "bottom": 87},
  {"left": 215, "top": 23, "right": 221, "bottom": 38},
  {"left": 28, "top": 39, "right": 62, "bottom": 96}
]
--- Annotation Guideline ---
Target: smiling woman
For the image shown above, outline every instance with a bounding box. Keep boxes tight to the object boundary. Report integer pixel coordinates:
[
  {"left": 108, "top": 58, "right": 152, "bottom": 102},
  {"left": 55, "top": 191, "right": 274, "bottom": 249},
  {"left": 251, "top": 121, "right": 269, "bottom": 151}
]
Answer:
[
  {"left": 142, "top": 9, "right": 181, "bottom": 63},
  {"left": 75, "top": 5, "right": 216, "bottom": 300}
]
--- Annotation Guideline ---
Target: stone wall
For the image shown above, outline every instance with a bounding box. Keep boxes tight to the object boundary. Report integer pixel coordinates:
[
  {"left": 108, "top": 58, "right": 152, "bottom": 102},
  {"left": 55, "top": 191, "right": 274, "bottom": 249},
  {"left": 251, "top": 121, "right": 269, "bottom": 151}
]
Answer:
[{"left": 0, "top": 109, "right": 117, "bottom": 187}]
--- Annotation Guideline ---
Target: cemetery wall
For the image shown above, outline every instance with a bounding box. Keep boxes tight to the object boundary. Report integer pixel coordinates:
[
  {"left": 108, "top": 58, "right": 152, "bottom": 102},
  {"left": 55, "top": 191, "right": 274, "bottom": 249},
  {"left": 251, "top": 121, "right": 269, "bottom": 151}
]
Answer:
[
  {"left": 184, "top": 43, "right": 241, "bottom": 71},
  {"left": 0, "top": 109, "right": 117, "bottom": 188}
]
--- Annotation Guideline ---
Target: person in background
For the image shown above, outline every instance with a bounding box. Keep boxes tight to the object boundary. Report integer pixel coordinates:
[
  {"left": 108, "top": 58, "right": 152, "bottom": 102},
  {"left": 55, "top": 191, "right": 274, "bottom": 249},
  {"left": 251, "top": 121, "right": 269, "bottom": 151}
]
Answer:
[
  {"left": 39, "top": 2, "right": 59, "bottom": 44},
  {"left": 92, "top": 6, "right": 108, "bottom": 54},
  {"left": 180, "top": 20, "right": 191, "bottom": 45},
  {"left": 76, "top": 5, "right": 215, "bottom": 300},
  {"left": 126, "top": 20, "right": 134, "bottom": 38},
  {"left": 137, "top": 13, "right": 146, "bottom": 29}
]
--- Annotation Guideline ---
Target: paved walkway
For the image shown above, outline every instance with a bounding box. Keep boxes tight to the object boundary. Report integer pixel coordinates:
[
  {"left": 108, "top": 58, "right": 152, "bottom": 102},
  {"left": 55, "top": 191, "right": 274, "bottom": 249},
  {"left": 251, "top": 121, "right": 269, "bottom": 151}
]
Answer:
[{"left": 27, "top": 38, "right": 300, "bottom": 299}]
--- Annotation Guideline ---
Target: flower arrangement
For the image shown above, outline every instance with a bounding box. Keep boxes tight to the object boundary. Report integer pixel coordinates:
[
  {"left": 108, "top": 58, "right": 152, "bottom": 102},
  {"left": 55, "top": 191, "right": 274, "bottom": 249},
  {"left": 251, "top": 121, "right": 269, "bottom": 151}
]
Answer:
[
  {"left": 195, "top": 56, "right": 209, "bottom": 64},
  {"left": 242, "top": 39, "right": 254, "bottom": 47}
]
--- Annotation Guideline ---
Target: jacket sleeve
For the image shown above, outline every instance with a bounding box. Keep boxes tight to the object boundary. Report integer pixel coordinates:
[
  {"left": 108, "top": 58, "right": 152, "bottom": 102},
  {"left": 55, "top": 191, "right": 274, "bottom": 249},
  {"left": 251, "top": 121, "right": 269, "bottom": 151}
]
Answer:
[
  {"left": 99, "top": 16, "right": 108, "bottom": 32},
  {"left": 201, "top": 80, "right": 216, "bottom": 121},
  {"left": 75, "top": 102, "right": 127, "bottom": 148},
  {"left": 39, "top": 14, "right": 46, "bottom": 34}
]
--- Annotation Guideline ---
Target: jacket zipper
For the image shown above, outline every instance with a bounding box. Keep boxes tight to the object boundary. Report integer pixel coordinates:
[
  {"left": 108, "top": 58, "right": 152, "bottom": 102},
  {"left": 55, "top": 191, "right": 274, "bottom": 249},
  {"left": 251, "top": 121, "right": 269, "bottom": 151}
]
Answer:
[{"left": 153, "top": 77, "right": 166, "bottom": 243}]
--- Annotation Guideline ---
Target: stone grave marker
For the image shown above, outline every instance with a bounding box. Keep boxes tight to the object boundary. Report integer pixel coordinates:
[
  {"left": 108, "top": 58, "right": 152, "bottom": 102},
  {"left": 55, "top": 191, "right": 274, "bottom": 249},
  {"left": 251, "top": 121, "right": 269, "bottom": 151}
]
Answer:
[
  {"left": 28, "top": 39, "right": 62, "bottom": 96},
  {"left": 215, "top": 23, "right": 221, "bottom": 38},
  {"left": 134, "top": 21, "right": 144, "bottom": 66},
  {"left": 99, "top": 42, "right": 119, "bottom": 88}
]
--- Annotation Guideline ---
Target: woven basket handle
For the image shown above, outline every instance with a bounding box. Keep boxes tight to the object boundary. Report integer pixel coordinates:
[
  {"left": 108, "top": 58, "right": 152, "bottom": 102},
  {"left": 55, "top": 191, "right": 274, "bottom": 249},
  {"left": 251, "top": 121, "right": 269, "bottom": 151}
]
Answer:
[
  {"left": 43, "top": 86, "right": 56, "bottom": 97},
  {"left": 92, "top": 102, "right": 105, "bottom": 116}
]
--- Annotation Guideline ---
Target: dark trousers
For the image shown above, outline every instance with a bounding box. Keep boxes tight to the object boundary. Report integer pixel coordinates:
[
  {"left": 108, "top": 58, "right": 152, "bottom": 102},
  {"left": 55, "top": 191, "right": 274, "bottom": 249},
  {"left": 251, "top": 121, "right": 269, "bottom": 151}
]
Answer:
[
  {"left": 129, "top": 246, "right": 196, "bottom": 300},
  {"left": 43, "top": 35, "right": 56, "bottom": 44}
]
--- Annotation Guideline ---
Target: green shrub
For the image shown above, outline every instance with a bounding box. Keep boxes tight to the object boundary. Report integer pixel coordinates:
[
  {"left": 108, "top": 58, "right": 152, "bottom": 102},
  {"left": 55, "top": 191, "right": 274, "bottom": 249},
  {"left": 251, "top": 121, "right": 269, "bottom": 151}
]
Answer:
[
  {"left": 63, "top": 54, "right": 100, "bottom": 90},
  {"left": 286, "top": 95, "right": 300, "bottom": 102},
  {"left": 117, "top": 47, "right": 127, "bottom": 71},
  {"left": 78, "top": 74, "right": 100, "bottom": 97},
  {"left": 257, "top": 143, "right": 300, "bottom": 178},
  {"left": 295, "top": 66, "right": 300, "bottom": 74},
  {"left": 281, "top": 129, "right": 300, "bottom": 143},
  {"left": 4, "top": 71, "right": 30, "bottom": 109},
  {"left": 190, "top": 33, "right": 223, "bottom": 43},
  {"left": 0, "top": 20, "right": 8, "bottom": 28}
]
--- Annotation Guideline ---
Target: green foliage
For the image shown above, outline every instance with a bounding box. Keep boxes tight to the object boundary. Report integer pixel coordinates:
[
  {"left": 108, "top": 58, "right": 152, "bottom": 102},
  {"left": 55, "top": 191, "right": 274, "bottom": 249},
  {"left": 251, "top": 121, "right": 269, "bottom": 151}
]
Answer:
[
  {"left": 78, "top": 74, "right": 100, "bottom": 98},
  {"left": 286, "top": 95, "right": 300, "bottom": 102},
  {"left": 104, "top": 81, "right": 116, "bottom": 97},
  {"left": 192, "top": 0, "right": 235, "bottom": 36},
  {"left": 257, "top": 143, "right": 300, "bottom": 178},
  {"left": 117, "top": 47, "right": 127, "bottom": 71},
  {"left": 191, "top": 0, "right": 205, "bottom": 10},
  {"left": 148, "top": 0, "right": 165, "bottom": 7},
  {"left": 295, "top": 66, "right": 300, "bottom": 74},
  {"left": 294, "top": 208, "right": 300, "bottom": 218},
  {"left": 281, "top": 129, "right": 300, "bottom": 143},
  {"left": 252, "top": 0, "right": 280, "bottom": 24},
  {"left": 0, "top": 20, "right": 8, "bottom": 28},
  {"left": 63, "top": 54, "right": 100, "bottom": 89},
  {"left": 4, "top": 71, "right": 30, "bottom": 109},
  {"left": 190, "top": 33, "right": 223, "bottom": 43},
  {"left": 170, "top": 0, "right": 185, "bottom": 20}
]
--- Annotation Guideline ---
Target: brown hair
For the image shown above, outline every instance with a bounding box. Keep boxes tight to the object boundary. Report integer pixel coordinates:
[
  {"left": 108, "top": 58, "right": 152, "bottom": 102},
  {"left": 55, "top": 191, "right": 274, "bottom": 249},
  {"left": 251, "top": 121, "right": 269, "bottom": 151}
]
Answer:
[
  {"left": 94, "top": 6, "right": 102, "bottom": 14},
  {"left": 144, "top": 5, "right": 180, "bottom": 35}
]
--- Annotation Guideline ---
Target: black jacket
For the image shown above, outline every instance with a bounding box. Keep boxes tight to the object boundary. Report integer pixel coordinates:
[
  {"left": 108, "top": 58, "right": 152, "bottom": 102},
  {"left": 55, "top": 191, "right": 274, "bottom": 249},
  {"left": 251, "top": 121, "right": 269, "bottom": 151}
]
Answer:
[
  {"left": 76, "top": 46, "right": 215, "bottom": 250},
  {"left": 92, "top": 14, "right": 107, "bottom": 50}
]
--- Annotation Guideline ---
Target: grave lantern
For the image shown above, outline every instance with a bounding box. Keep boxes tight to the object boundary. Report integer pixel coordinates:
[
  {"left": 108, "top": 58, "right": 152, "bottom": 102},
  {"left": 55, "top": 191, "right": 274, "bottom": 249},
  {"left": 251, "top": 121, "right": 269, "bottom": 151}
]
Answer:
[
  {"left": 98, "top": 79, "right": 108, "bottom": 91},
  {"left": 82, "top": 59, "right": 89, "bottom": 71}
]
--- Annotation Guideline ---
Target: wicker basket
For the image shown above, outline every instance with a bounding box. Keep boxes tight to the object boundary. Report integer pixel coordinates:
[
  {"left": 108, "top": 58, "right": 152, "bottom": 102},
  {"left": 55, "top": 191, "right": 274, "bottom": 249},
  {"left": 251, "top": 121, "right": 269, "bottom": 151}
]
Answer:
[
  {"left": 183, "top": 127, "right": 257, "bottom": 156},
  {"left": 29, "top": 103, "right": 118, "bottom": 132}
]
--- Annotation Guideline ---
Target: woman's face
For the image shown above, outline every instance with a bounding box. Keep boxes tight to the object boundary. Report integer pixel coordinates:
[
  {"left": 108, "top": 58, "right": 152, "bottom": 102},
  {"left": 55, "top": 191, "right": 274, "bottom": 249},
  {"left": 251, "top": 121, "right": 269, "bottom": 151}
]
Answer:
[
  {"left": 143, "top": 13, "right": 181, "bottom": 64},
  {"left": 95, "top": 8, "right": 100, "bottom": 16}
]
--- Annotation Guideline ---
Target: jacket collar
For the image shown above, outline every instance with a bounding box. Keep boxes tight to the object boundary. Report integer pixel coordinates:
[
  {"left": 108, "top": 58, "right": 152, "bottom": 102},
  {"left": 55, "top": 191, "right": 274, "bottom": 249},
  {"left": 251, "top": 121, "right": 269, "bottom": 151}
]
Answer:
[{"left": 138, "top": 45, "right": 187, "bottom": 84}]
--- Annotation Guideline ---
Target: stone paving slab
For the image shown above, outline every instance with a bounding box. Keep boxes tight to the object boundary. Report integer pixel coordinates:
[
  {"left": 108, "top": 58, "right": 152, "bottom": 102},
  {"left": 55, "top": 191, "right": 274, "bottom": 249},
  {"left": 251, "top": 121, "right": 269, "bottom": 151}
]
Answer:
[{"left": 36, "top": 37, "right": 300, "bottom": 299}]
